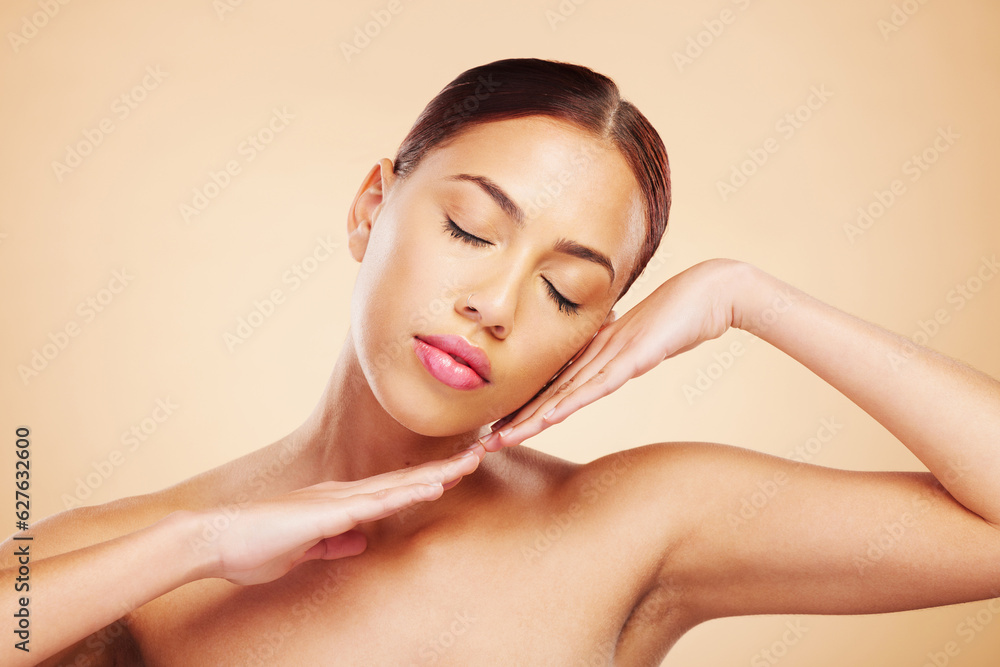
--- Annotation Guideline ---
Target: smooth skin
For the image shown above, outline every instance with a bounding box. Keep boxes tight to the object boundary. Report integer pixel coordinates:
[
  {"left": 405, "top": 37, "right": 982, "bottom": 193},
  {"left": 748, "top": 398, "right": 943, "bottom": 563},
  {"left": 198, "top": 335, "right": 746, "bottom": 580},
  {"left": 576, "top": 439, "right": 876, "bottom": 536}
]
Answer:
[
  {"left": 0, "top": 450, "right": 480, "bottom": 666},
  {"left": 3, "top": 116, "right": 999, "bottom": 666}
]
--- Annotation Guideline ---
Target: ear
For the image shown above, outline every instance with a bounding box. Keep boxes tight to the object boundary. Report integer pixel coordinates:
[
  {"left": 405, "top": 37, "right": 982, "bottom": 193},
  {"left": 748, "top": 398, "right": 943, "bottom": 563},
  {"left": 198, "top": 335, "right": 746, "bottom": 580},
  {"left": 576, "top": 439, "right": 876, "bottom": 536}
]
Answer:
[{"left": 347, "top": 157, "right": 396, "bottom": 262}]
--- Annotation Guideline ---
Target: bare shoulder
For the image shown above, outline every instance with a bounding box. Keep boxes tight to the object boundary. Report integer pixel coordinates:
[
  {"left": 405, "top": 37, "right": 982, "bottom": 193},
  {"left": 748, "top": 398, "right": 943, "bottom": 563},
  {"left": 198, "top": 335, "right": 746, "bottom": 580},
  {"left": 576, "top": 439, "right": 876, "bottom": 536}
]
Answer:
[
  {"left": 11, "top": 434, "right": 315, "bottom": 561},
  {"left": 563, "top": 440, "right": 752, "bottom": 513},
  {"left": 501, "top": 440, "right": 734, "bottom": 525},
  {"left": 0, "top": 489, "right": 171, "bottom": 667},
  {"left": 1, "top": 493, "right": 171, "bottom": 570},
  {"left": 512, "top": 442, "right": 747, "bottom": 662},
  {"left": 586, "top": 439, "right": 1000, "bottom": 623},
  {"left": 0, "top": 438, "right": 302, "bottom": 667},
  {"left": 496, "top": 442, "right": 736, "bottom": 579}
]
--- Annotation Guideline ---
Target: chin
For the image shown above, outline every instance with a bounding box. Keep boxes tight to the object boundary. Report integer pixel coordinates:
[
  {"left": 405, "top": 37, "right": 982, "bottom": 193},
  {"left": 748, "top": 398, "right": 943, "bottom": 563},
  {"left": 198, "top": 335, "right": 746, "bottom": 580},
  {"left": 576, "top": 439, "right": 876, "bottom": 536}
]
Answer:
[
  {"left": 360, "top": 353, "right": 477, "bottom": 437},
  {"left": 386, "top": 386, "right": 479, "bottom": 437}
]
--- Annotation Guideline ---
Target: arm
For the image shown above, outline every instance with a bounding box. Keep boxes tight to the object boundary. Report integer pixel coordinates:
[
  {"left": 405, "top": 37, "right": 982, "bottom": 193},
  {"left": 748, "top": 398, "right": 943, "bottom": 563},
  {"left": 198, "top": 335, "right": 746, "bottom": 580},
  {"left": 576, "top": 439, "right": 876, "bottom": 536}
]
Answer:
[
  {"left": 2, "top": 513, "right": 206, "bottom": 667},
  {"left": 481, "top": 259, "right": 1000, "bottom": 620},
  {"left": 666, "top": 260, "right": 1000, "bottom": 619},
  {"left": 734, "top": 261, "right": 1000, "bottom": 528},
  {"left": 1, "top": 446, "right": 479, "bottom": 666}
]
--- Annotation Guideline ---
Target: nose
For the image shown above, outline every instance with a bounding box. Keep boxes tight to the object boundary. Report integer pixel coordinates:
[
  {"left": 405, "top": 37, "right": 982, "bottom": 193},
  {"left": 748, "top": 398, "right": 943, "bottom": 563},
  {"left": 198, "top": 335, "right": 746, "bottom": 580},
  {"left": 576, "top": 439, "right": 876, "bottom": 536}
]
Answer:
[{"left": 460, "top": 279, "right": 517, "bottom": 340}]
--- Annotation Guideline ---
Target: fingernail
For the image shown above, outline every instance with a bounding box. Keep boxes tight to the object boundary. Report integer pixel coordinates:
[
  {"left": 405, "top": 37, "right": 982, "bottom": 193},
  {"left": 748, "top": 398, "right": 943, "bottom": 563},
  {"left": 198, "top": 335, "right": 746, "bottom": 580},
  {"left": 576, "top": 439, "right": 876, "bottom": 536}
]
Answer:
[
  {"left": 543, "top": 408, "right": 555, "bottom": 420},
  {"left": 477, "top": 432, "right": 497, "bottom": 446},
  {"left": 499, "top": 428, "right": 512, "bottom": 438}
]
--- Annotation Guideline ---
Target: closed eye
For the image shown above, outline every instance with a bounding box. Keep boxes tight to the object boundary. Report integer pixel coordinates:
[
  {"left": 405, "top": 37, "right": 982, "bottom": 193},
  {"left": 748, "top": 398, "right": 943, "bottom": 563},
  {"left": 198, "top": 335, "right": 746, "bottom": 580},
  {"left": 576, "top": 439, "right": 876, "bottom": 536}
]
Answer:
[
  {"left": 543, "top": 278, "right": 581, "bottom": 315},
  {"left": 443, "top": 218, "right": 492, "bottom": 248},
  {"left": 443, "top": 217, "right": 581, "bottom": 316}
]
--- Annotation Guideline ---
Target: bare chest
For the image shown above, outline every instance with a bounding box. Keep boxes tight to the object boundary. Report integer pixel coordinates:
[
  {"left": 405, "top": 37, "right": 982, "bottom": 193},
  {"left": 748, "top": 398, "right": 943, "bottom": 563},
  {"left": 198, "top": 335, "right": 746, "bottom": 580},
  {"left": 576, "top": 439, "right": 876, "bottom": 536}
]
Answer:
[{"left": 127, "top": 514, "right": 650, "bottom": 666}]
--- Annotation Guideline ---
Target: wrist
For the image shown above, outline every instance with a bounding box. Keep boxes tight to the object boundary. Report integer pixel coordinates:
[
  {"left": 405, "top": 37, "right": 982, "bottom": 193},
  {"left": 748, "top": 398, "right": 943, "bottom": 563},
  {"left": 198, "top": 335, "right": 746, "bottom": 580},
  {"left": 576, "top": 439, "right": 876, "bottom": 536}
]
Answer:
[
  {"left": 159, "top": 509, "right": 221, "bottom": 582},
  {"left": 725, "top": 260, "right": 786, "bottom": 338}
]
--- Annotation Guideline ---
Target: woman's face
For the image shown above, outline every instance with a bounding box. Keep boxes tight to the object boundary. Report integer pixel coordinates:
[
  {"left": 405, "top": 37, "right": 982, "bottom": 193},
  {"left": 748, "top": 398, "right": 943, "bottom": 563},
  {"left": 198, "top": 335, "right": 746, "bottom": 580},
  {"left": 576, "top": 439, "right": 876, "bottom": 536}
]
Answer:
[{"left": 348, "top": 116, "right": 645, "bottom": 436}]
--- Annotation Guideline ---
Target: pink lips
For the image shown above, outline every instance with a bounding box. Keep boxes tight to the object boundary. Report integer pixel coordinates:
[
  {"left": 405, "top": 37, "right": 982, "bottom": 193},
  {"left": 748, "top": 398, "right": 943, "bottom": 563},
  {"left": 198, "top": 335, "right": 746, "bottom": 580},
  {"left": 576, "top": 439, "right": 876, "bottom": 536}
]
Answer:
[{"left": 413, "top": 334, "right": 491, "bottom": 390}]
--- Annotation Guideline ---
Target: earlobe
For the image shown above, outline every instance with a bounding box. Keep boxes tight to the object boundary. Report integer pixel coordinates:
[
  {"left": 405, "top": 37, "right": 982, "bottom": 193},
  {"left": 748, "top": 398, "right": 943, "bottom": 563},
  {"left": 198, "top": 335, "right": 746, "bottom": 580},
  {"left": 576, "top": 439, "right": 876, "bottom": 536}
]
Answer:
[{"left": 346, "top": 158, "right": 396, "bottom": 262}]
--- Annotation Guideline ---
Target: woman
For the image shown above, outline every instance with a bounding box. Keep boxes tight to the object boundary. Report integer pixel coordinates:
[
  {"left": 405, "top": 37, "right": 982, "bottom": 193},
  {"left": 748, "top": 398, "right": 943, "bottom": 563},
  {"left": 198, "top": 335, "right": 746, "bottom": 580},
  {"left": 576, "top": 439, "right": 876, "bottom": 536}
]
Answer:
[{"left": 4, "top": 57, "right": 999, "bottom": 666}]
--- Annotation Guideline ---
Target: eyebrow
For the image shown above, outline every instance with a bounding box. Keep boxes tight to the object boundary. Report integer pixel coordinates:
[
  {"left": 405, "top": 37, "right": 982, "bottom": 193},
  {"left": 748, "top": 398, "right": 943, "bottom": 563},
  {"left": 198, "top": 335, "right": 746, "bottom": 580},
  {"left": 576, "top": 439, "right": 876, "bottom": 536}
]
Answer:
[{"left": 445, "top": 173, "right": 617, "bottom": 285}]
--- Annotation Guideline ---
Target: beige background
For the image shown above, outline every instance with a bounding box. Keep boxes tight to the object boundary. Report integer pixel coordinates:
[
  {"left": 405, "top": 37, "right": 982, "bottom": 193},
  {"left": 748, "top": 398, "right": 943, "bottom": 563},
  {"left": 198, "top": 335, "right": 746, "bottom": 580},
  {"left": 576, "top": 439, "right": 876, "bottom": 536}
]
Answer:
[{"left": 2, "top": 0, "right": 999, "bottom": 664}]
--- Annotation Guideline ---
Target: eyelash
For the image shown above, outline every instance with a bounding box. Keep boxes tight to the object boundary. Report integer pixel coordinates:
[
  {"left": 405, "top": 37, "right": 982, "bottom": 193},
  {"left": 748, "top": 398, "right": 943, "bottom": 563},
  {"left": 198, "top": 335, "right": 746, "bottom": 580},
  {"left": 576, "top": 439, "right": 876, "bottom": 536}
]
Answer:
[
  {"left": 442, "top": 218, "right": 581, "bottom": 316},
  {"left": 443, "top": 217, "right": 491, "bottom": 248}
]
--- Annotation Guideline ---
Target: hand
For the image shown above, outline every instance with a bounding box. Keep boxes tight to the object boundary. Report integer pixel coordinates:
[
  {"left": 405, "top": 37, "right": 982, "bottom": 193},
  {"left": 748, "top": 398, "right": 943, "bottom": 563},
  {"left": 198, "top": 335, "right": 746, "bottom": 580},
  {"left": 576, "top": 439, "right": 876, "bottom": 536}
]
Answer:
[
  {"left": 480, "top": 258, "right": 746, "bottom": 451},
  {"left": 193, "top": 447, "right": 482, "bottom": 585}
]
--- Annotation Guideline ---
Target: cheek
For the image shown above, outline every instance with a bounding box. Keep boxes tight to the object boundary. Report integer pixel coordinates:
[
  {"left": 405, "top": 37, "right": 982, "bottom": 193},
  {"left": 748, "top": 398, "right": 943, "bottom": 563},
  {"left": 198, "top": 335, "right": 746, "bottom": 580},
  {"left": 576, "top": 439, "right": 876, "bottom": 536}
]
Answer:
[
  {"left": 546, "top": 310, "right": 605, "bottom": 366},
  {"left": 352, "top": 224, "right": 460, "bottom": 368},
  {"left": 506, "top": 320, "right": 599, "bottom": 398}
]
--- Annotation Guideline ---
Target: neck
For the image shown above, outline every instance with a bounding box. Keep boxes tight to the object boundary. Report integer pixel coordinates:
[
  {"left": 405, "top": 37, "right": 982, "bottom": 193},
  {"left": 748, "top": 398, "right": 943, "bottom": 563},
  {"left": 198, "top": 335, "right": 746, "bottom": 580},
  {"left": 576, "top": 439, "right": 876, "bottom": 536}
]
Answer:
[{"left": 290, "top": 329, "right": 504, "bottom": 537}]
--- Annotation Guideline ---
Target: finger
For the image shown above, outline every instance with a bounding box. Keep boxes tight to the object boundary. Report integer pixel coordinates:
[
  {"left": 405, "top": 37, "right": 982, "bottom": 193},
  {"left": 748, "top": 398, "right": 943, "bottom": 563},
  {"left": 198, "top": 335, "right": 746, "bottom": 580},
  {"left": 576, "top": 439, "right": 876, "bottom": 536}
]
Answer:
[
  {"left": 336, "top": 448, "right": 481, "bottom": 495},
  {"left": 291, "top": 530, "right": 368, "bottom": 567},
  {"left": 326, "top": 482, "right": 444, "bottom": 532},
  {"left": 494, "top": 348, "right": 635, "bottom": 448},
  {"left": 320, "top": 530, "right": 368, "bottom": 559},
  {"left": 490, "top": 413, "right": 515, "bottom": 433},
  {"left": 505, "top": 327, "right": 621, "bottom": 429},
  {"left": 495, "top": 337, "right": 604, "bottom": 433},
  {"left": 508, "top": 326, "right": 605, "bottom": 422},
  {"left": 478, "top": 323, "right": 627, "bottom": 453},
  {"left": 478, "top": 343, "right": 605, "bottom": 453},
  {"left": 312, "top": 531, "right": 369, "bottom": 561}
]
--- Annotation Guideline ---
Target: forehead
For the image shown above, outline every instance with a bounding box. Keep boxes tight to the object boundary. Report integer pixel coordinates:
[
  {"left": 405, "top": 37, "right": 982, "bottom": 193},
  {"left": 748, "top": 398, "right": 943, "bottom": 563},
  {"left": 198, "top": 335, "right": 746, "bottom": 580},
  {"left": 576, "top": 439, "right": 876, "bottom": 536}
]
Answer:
[{"left": 408, "top": 116, "right": 645, "bottom": 279}]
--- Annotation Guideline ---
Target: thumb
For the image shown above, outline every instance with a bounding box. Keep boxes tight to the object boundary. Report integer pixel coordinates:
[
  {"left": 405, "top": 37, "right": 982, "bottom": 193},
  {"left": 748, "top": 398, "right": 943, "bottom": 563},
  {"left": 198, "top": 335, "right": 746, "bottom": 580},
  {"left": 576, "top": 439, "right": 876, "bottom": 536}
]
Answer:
[{"left": 294, "top": 530, "right": 368, "bottom": 566}]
